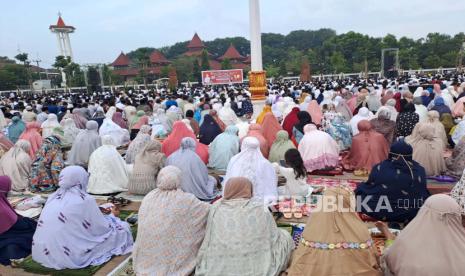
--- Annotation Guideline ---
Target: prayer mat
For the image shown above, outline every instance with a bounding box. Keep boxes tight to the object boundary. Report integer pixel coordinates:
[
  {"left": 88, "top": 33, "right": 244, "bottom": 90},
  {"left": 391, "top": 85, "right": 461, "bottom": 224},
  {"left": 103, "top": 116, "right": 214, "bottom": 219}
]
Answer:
[
  {"left": 306, "top": 177, "right": 359, "bottom": 191},
  {"left": 309, "top": 167, "right": 344, "bottom": 176}
]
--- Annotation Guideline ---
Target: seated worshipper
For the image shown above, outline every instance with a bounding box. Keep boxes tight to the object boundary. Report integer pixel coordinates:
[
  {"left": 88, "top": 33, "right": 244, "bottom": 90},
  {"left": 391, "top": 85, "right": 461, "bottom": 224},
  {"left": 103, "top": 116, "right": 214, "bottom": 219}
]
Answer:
[
  {"left": 40, "top": 114, "right": 61, "bottom": 138},
  {"left": 208, "top": 125, "right": 240, "bottom": 171},
  {"left": 292, "top": 111, "right": 313, "bottom": 144},
  {"left": 99, "top": 107, "right": 130, "bottom": 147},
  {"left": 91, "top": 106, "right": 106, "bottom": 127},
  {"left": 406, "top": 124, "right": 446, "bottom": 176},
  {"left": 87, "top": 136, "right": 129, "bottom": 194},
  {"left": 0, "top": 140, "right": 32, "bottom": 192},
  {"left": 67, "top": 121, "right": 102, "bottom": 167},
  {"left": 430, "top": 97, "right": 452, "bottom": 118},
  {"left": 196, "top": 177, "right": 294, "bottom": 276},
  {"left": 342, "top": 120, "right": 389, "bottom": 175},
  {"left": 112, "top": 110, "right": 128, "bottom": 129},
  {"left": 326, "top": 114, "right": 352, "bottom": 151},
  {"left": 451, "top": 118, "right": 465, "bottom": 145},
  {"left": 61, "top": 118, "right": 80, "bottom": 145},
  {"left": 199, "top": 114, "right": 223, "bottom": 145},
  {"left": 446, "top": 137, "right": 465, "bottom": 179},
  {"left": 273, "top": 148, "right": 312, "bottom": 197},
  {"left": 132, "top": 166, "right": 209, "bottom": 275},
  {"left": 32, "top": 166, "right": 133, "bottom": 269},
  {"left": 413, "top": 97, "right": 428, "bottom": 122},
  {"left": 268, "top": 130, "right": 296, "bottom": 163},
  {"left": 350, "top": 107, "right": 373, "bottom": 136},
  {"left": 451, "top": 169, "right": 465, "bottom": 211},
  {"left": 244, "top": 123, "right": 270, "bottom": 158},
  {"left": 256, "top": 102, "right": 272, "bottom": 124},
  {"left": 355, "top": 140, "right": 430, "bottom": 223},
  {"left": 299, "top": 95, "right": 312, "bottom": 111},
  {"left": 19, "top": 122, "right": 42, "bottom": 159},
  {"left": 410, "top": 110, "right": 448, "bottom": 149},
  {"left": 128, "top": 140, "right": 165, "bottom": 195},
  {"left": 162, "top": 121, "right": 209, "bottom": 163},
  {"left": 381, "top": 194, "right": 465, "bottom": 275},
  {"left": 30, "top": 136, "right": 64, "bottom": 193},
  {"left": 282, "top": 107, "right": 300, "bottom": 137},
  {"left": 0, "top": 176, "right": 37, "bottom": 266},
  {"left": 370, "top": 107, "right": 396, "bottom": 144},
  {"left": 334, "top": 96, "right": 353, "bottom": 121},
  {"left": 22, "top": 106, "right": 37, "bottom": 122},
  {"left": 287, "top": 187, "right": 382, "bottom": 276},
  {"left": 7, "top": 116, "right": 25, "bottom": 144},
  {"left": 209, "top": 109, "right": 226, "bottom": 131},
  {"left": 185, "top": 110, "right": 200, "bottom": 136},
  {"left": 261, "top": 113, "right": 283, "bottom": 147},
  {"left": 395, "top": 103, "right": 419, "bottom": 138},
  {"left": 224, "top": 137, "right": 278, "bottom": 202},
  {"left": 0, "top": 133, "right": 13, "bottom": 158},
  {"left": 71, "top": 109, "right": 88, "bottom": 129},
  {"left": 306, "top": 100, "right": 323, "bottom": 125},
  {"left": 384, "top": 99, "right": 399, "bottom": 121},
  {"left": 166, "top": 137, "right": 219, "bottom": 201},
  {"left": 125, "top": 125, "right": 151, "bottom": 164},
  {"left": 218, "top": 102, "right": 238, "bottom": 126},
  {"left": 129, "top": 110, "right": 149, "bottom": 140},
  {"left": 298, "top": 124, "right": 340, "bottom": 172}
]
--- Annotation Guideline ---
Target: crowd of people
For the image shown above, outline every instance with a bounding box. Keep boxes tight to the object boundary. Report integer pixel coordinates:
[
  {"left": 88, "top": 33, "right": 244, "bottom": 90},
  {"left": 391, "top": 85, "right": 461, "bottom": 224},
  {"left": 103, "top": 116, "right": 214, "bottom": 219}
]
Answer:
[{"left": 1, "top": 72, "right": 465, "bottom": 274}]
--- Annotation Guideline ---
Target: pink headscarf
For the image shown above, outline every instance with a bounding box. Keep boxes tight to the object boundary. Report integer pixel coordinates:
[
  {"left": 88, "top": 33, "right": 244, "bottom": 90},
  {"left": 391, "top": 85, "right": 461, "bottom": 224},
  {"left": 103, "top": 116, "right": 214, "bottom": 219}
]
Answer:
[
  {"left": 0, "top": 176, "right": 18, "bottom": 234},
  {"left": 132, "top": 115, "right": 149, "bottom": 130},
  {"left": 112, "top": 112, "right": 128, "bottom": 129},
  {"left": 0, "top": 133, "right": 13, "bottom": 152},
  {"left": 19, "top": 122, "right": 43, "bottom": 159},
  {"left": 306, "top": 100, "right": 323, "bottom": 125},
  {"left": 342, "top": 120, "right": 389, "bottom": 171},
  {"left": 261, "top": 113, "right": 282, "bottom": 147},
  {"left": 161, "top": 121, "right": 208, "bottom": 164},
  {"left": 452, "top": 97, "right": 465, "bottom": 118},
  {"left": 243, "top": 123, "right": 269, "bottom": 158},
  {"left": 72, "top": 109, "right": 88, "bottom": 129}
]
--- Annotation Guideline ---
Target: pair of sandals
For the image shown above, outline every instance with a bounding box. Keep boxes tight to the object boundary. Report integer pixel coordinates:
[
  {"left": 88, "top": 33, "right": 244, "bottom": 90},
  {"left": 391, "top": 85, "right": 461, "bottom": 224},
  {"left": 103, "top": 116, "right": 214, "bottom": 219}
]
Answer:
[
  {"left": 107, "top": 196, "right": 131, "bottom": 206},
  {"left": 279, "top": 201, "right": 304, "bottom": 219}
]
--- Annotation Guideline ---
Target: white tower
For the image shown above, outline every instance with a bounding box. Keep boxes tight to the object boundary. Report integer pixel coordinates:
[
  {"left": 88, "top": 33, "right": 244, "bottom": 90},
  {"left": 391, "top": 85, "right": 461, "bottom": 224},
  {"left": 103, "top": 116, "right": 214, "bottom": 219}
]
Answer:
[{"left": 49, "top": 13, "right": 75, "bottom": 61}]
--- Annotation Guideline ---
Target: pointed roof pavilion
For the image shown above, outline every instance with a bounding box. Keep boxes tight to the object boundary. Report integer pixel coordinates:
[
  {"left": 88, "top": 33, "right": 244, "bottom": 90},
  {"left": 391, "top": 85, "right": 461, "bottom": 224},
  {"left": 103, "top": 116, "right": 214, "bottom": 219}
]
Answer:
[
  {"left": 187, "top": 33, "right": 206, "bottom": 50},
  {"left": 219, "top": 44, "right": 245, "bottom": 61},
  {"left": 111, "top": 51, "right": 131, "bottom": 67},
  {"left": 149, "top": 49, "right": 170, "bottom": 65},
  {"left": 49, "top": 15, "right": 75, "bottom": 31}
]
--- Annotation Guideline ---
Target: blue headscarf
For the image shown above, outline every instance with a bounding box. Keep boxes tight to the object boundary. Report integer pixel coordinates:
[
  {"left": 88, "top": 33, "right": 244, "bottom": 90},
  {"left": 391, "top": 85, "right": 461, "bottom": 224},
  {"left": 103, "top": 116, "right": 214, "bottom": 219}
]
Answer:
[
  {"left": 434, "top": 97, "right": 445, "bottom": 106},
  {"left": 7, "top": 116, "right": 25, "bottom": 143},
  {"left": 208, "top": 125, "right": 240, "bottom": 170}
]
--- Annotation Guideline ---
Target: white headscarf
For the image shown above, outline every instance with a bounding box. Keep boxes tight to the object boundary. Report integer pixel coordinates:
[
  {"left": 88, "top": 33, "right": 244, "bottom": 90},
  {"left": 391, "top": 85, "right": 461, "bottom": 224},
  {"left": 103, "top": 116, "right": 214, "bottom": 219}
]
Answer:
[
  {"left": 223, "top": 137, "right": 277, "bottom": 203},
  {"left": 218, "top": 102, "right": 238, "bottom": 126},
  {"left": 87, "top": 136, "right": 129, "bottom": 194},
  {"left": 41, "top": 114, "right": 61, "bottom": 138},
  {"left": 349, "top": 107, "right": 373, "bottom": 136}
]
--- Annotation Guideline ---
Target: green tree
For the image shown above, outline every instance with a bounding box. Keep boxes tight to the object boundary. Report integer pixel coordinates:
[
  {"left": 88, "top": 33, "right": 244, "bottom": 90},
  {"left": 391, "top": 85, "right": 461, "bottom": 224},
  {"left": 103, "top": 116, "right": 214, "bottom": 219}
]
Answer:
[
  {"left": 330, "top": 51, "right": 347, "bottom": 73},
  {"left": 221, "top": 58, "right": 232, "bottom": 70},
  {"left": 192, "top": 60, "right": 201, "bottom": 82},
  {"left": 278, "top": 60, "right": 287, "bottom": 77},
  {"left": 200, "top": 50, "right": 210, "bottom": 71}
]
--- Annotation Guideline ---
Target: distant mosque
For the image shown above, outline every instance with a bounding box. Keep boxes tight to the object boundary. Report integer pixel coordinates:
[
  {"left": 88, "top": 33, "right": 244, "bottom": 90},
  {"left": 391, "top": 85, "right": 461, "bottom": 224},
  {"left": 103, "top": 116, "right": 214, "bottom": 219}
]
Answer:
[{"left": 110, "top": 33, "right": 251, "bottom": 81}]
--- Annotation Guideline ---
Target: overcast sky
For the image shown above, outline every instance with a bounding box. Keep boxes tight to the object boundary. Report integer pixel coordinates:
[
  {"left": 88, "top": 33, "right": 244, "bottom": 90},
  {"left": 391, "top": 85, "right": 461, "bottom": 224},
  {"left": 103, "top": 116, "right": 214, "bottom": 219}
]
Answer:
[{"left": 1, "top": 0, "right": 464, "bottom": 67}]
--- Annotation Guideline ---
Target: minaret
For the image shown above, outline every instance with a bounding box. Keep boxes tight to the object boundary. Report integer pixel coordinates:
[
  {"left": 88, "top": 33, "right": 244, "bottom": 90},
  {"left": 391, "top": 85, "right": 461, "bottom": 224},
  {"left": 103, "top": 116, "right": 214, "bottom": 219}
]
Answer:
[
  {"left": 248, "top": 0, "right": 266, "bottom": 100},
  {"left": 49, "top": 13, "right": 75, "bottom": 61}
]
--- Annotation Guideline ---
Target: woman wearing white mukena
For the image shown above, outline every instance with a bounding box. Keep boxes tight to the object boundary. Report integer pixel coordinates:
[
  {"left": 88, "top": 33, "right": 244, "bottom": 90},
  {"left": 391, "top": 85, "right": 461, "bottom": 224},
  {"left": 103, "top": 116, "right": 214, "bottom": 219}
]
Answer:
[{"left": 223, "top": 136, "right": 278, "bottom": 204}]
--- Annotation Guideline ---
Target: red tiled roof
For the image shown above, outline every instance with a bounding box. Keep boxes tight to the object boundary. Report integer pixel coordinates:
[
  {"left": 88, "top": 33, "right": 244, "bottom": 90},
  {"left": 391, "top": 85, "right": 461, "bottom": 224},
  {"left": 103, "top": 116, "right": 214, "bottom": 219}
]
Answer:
[
  {"left": 112, "top": 52, "right": 131, "bottom": 67},
  {"left": 219, "top": 44, "right": 244, "bottom": 61},
  {"left": 150, "top": 50, "right": 170, "bottom": 64},
  {"left": 49, "top": 16, "right": 75, "bottom": 30},
  {"left": 187, "top": 33, "right": 205, "bottom": 49},
  {"left": 243, "top": 55, "right": 251, "bottom": 64}
]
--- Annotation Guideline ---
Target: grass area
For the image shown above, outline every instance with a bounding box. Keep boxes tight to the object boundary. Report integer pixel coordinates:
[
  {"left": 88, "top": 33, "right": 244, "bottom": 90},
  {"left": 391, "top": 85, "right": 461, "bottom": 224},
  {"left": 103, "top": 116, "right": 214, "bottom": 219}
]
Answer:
[{"left": 16, "top": 211, "right": 137, "bottom": 275}]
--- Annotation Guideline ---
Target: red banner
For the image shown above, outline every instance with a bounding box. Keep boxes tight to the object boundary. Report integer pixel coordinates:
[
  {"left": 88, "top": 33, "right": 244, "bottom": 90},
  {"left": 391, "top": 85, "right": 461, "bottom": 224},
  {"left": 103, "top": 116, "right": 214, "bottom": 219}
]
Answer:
[{"left": 201, "top": 69, "right": 243, "bottom": 85}]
